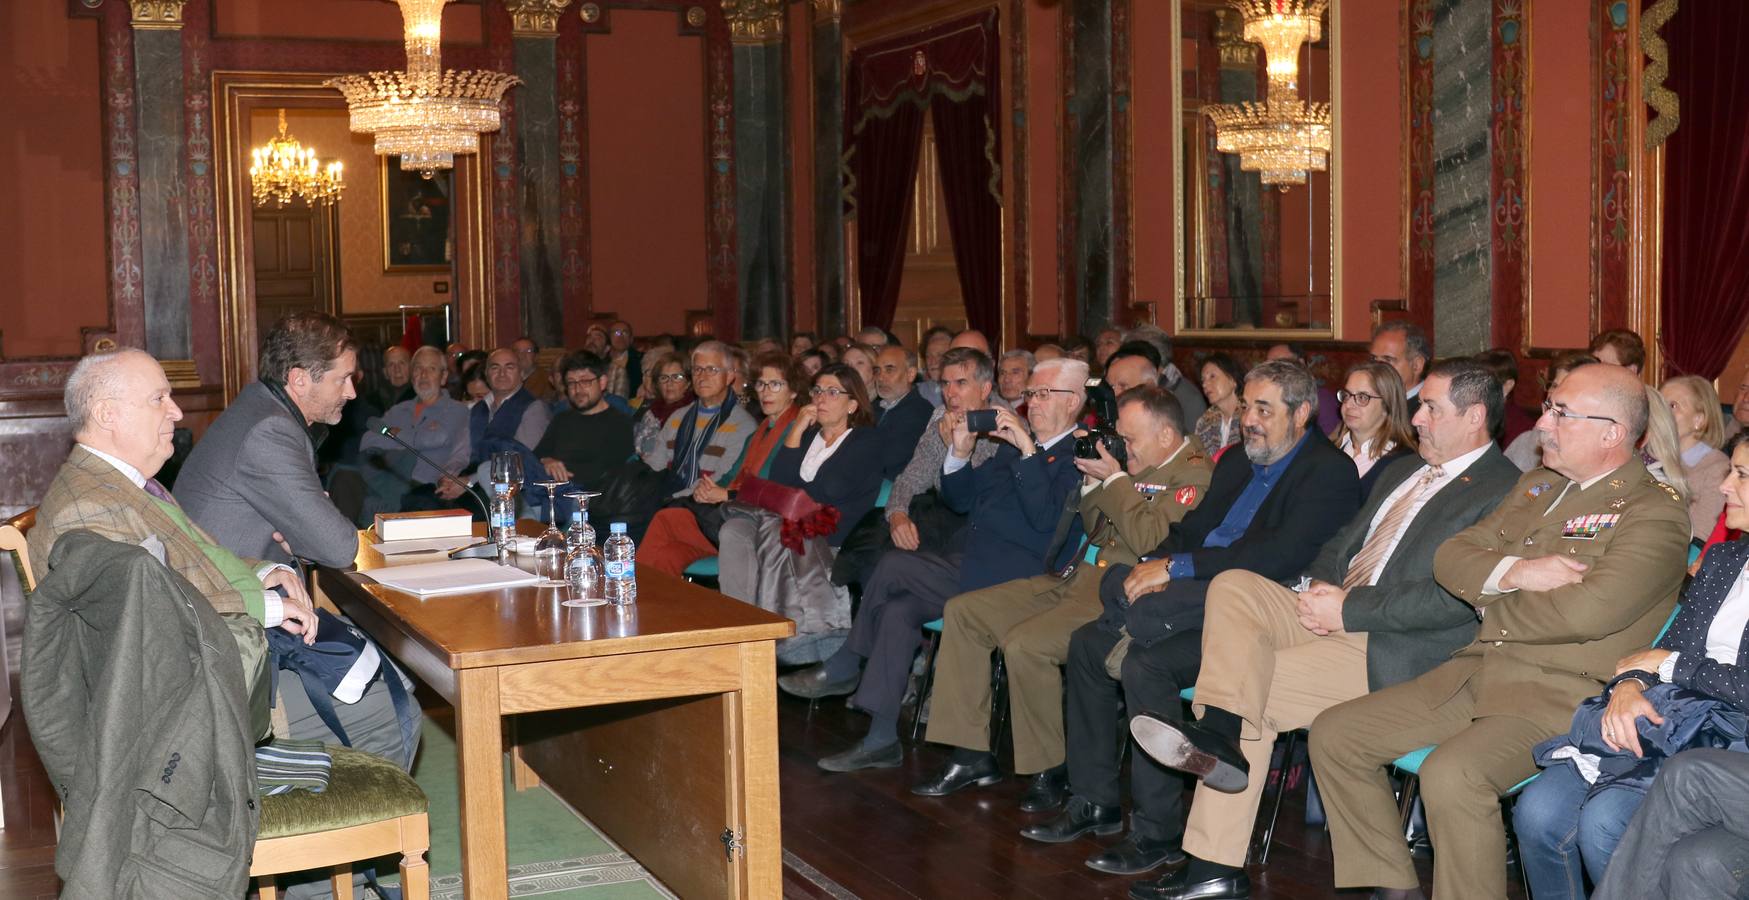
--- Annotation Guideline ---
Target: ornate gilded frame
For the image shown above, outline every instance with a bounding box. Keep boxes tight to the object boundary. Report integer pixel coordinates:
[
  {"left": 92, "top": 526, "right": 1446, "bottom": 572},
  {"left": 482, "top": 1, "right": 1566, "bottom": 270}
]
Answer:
[{"left": 1170, "top": 0, "right": 1343, "bottom": 341}]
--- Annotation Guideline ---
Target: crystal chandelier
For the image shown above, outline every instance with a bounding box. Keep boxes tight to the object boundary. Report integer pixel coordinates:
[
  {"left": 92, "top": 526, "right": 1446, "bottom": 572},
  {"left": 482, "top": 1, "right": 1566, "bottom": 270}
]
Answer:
[
  {"left": 1204, "top": 0, "right": 1331, "bottom": 188},
  {"left": 250, "top": 109, "right": 344, "bottom": 207},
  {"left": 327, "top": 0, "right": 521, "bottom": 178}
]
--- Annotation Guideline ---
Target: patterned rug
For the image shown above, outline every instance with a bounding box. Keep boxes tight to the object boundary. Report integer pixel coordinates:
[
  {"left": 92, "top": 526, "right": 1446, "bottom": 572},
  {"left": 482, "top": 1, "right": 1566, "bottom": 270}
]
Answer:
[{"left": 378, "top": 717, "right": 678, "bottom": 899}]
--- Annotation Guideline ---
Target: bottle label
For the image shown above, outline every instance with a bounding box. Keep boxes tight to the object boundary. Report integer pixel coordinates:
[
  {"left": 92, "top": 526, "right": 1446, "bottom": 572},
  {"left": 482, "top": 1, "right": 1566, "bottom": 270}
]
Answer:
[{"left": 606, "top": 560, "right": 633, "bottom": 580}]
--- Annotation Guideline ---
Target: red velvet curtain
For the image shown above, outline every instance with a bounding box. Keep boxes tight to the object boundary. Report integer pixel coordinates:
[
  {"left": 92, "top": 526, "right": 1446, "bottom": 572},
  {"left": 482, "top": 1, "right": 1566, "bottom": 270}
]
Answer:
[
  {"left": 846, "top": 11, "right": 1001, "bottom": 336},
  {"left": 1659, "top": 2, "right": 1749, "bottom": 378}
]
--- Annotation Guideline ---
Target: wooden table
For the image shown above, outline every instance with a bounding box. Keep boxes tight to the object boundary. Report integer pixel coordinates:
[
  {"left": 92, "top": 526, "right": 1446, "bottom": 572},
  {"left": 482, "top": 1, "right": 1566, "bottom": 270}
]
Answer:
[{"left": 315, "top": 529, "right": 794, "bottom": 899}]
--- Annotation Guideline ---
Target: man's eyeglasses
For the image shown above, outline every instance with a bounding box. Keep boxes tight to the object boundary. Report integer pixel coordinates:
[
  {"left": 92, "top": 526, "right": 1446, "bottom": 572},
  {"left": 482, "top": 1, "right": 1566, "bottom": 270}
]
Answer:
[
  {"left": 1541, "top": 398, "right": 1618, "bottom": 425},
  {"left": 564, "top": 375, "right": 600, "bottom": 389},
  {"left": 692, "top": 365, "right": 726, "bottom": 377},
  {"left": 1337, "top": 389, "right": 1381, "bottom": 407},
  {"left": 754, "top": 380, "right": 790, "bottom": 393},
  {"left": 656, "top": 372, "right": 690, "bottom": 384},
  {"left": 810, "top": 386, "right": 849, "bottom": 399},
  {"left": 1021, "top": 387, "right": 1080, "bottom": 403}
]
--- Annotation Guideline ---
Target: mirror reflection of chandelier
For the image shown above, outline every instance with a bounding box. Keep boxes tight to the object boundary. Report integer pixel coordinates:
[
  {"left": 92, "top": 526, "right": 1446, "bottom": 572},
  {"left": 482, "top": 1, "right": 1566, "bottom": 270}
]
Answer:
[
  {"left": 1204, "top": 0, "right": 1331, "bottom": 189},
  {"left": 327, "top": 0, "right": 521, "bottom": 179},
  {"left": 250, "top": 109, "right": 345, "bottom": 207}
]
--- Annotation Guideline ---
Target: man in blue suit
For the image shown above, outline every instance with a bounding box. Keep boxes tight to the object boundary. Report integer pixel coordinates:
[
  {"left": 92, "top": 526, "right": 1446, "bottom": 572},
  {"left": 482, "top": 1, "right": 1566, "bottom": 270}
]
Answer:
[{"left": 782, "top": 357, "right": 1089, "bottom": 773}]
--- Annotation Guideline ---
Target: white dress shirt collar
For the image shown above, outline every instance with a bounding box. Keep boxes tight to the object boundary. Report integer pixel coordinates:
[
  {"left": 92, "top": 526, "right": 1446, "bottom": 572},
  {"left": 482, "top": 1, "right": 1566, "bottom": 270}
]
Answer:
[{"left": 80, "top": 444, "right": 147, "bottom": 489}]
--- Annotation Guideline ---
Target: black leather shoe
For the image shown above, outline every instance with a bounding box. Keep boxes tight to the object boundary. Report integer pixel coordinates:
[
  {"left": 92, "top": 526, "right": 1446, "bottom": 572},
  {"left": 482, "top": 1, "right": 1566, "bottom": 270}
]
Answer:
[
  {"left": 1129, "top": 714, "right": 1250, "bottom": 794},
  {"left": 1084, "top": 832, "right": 1187, "bottom": 875},
  {"left": 911, "top": 756, "right": 1003, "bottom": 797},
  {"left": 1128, "top": 867, "right": 1251, "bottom": 900},
  {"left": 1018, "top": 796, "right": 1121, "bottom": 843},
  {"left": 1018, "top": 764, "right": 1069, "bottom": 813},
  {"left": 777, "top": 664, "right": 859, "bottom": 700},
  {"left": 817, "top": 741, "right": 902, "bottom": 773}
]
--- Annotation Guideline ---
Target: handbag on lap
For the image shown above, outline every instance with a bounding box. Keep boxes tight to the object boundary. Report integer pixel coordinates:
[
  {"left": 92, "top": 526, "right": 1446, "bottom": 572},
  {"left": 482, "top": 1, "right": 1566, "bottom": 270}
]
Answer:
[{"left": 735, "top": 475, "right": 840, "bottom": 554}]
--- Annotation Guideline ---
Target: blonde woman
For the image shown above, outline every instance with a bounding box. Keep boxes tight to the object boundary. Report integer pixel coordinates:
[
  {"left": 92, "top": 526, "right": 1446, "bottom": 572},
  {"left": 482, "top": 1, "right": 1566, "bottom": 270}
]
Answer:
[
  {"left": 1661, "top": 375, "right": 1729, "bottom": 540},
  {"left": 1330, "top": 361, "right": 1418, "bottom": 496}
]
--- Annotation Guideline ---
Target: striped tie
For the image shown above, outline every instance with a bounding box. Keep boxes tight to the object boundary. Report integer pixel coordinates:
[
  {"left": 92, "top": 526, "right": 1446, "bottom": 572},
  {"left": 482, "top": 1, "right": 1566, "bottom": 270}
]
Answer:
[{"left": 1343, "top": 465, "right": 1445, "bottom": 590}]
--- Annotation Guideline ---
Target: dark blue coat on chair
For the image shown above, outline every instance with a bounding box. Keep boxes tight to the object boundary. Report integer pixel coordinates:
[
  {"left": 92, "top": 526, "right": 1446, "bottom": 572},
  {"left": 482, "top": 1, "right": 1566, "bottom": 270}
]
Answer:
[{"left": 939, "top": 437, "right": 1084, "bottom": 593}]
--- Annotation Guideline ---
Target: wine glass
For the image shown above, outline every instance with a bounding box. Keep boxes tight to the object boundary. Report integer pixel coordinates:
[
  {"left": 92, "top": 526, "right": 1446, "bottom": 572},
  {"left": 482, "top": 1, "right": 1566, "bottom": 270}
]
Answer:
[
  {"left": 561, "top": 490, "right": 605, "bottom": 607},
  {"left": 490, "top": 451, "right": 524, "bottom": 499},
  {"left": 531, "top": 479, "right": 571, "bottom": 586}
]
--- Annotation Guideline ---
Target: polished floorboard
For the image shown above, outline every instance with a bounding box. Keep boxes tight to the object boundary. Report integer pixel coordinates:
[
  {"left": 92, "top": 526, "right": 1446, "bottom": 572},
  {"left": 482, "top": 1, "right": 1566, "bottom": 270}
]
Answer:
[{"left": 0, "top": 684, "right": 1526, "bottom": 899}]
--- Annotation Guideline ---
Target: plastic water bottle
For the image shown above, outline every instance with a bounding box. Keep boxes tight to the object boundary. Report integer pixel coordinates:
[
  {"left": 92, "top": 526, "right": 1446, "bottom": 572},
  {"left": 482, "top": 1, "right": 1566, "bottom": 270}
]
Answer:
[
  {"left": 603, "top": 522, "right": 637, "bottom": 606},
  {"left": 490, "top": 483, "right": 516, "bottom": 551},
  {"left": 565, "top": 507, "right": 595, "bottom": 553}
]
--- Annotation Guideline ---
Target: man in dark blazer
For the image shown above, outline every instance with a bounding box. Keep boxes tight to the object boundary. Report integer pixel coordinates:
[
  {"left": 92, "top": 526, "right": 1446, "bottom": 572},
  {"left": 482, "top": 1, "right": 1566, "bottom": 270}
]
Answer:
[
  {"left": 870, "top": 344, "right": 934, "bottom": 480},
  {"left": 1014, "top": 360, "right": 1360, "bottom": 877},
  {"left": 1311, "top": 363, "right": 1688, "bottom": 900},
  {"left": 1116, "top": 361, "right": 1521, "bottom": 897},
  {"left": 178, "top": 311, "right": 362, "bottom": 569}
]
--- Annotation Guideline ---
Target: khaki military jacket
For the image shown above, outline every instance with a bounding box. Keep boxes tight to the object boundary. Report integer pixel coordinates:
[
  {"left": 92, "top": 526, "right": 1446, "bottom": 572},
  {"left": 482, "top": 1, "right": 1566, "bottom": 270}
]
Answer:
[
  {"left": 1427, "top": 459, "right": 1689, "bottom": 731},
  {"left": 1080, "top": 438, "right": 1214, "bottom": 571}
]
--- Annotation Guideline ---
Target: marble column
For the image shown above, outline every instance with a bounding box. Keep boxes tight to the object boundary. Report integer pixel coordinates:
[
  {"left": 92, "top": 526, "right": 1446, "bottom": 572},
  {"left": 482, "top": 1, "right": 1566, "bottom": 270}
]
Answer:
[
  {"left": 810, "top": 0, "right": 846, "bottom": 338},
  {"left": 129, "top": 1, "right": 191, "bottom": 359},
  {"left": 1429, "top": 0, "right": 1492, "bottom": 355},
  {"left": 724, "top": 0, "right": 789, "bottom": 341},
  {"left": 1069, "top": 0, "right": 1116, "bottom": 338},
  {"left": 506, "top": 0, "right": 571, "bottom": 349}
]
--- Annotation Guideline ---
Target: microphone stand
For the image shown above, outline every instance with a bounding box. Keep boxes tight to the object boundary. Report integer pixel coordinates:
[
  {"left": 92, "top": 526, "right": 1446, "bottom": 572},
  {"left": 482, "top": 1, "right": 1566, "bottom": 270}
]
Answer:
[{"left": 374, "top": 426, "right": 491, "bottom": 520}]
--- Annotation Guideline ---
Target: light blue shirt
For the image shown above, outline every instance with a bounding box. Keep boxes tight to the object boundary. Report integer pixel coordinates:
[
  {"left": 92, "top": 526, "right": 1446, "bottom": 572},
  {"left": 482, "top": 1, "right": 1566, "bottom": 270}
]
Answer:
[{"left": 1168, "top": 431, "right": 1310, "bottom": 579}]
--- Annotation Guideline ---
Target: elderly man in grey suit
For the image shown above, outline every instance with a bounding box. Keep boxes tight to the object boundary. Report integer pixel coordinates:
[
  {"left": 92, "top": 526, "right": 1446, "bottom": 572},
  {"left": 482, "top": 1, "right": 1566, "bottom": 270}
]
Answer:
[
  {"left": 178, "top": 310, "right": 361, "bottom": 569},
  {"left": 178, "top": 310, "right": 414, "bottom": 773},
  {"left": 1117, "top": 360, "right": 1521, "bottom": 899}
]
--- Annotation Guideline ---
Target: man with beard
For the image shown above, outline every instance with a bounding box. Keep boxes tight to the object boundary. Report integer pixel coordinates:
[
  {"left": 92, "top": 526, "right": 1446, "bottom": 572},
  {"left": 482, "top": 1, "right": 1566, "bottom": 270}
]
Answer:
[
  {"left": 535, "top": 350, "right": 635, "bottom": 518},
  {"left": 356, "top": 345, "right": 472, "bottom": 515},
  {"left": 1009, "top": 361, "right": 1359, "bottom": 870},
  {"left": 870, "top": 344, "right": 933, "bottom": 479}
]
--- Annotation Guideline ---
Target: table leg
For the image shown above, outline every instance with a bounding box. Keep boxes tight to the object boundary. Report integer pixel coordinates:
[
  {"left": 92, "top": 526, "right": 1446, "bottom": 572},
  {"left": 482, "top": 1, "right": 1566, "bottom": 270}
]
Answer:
[
  {"left": 735, "top": 641, "right": 782, "bottom": 897},
  {"left": 456, "top": 667, "right": 507, "bottom": 900}
]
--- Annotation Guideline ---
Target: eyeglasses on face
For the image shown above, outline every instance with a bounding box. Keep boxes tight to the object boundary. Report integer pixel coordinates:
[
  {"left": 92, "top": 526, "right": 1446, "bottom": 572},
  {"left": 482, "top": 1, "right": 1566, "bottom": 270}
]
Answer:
[
  {"left": 810, "top": 386, "right": 849, "bottom": 399},
  {"left": 656, "top": 372, "right": 690, "bottom": 384},
  {"left": 564, "top": 375, "right": 600, "bottom": 388},
  {"left": 1541, "top": 398, "right": 1618, "bottom": 425},
  {"left": 692, "top": 365, "right": 726, "bottom": 377},
  {"left": 755, "top": 380, "right": 790, "bottom": 393},
  {"left": 1021, "top": 387, "right": 1079, "bottom": 403},
  {"left": 1337, "top": 389, "right": 1381, "bottom": 407}
]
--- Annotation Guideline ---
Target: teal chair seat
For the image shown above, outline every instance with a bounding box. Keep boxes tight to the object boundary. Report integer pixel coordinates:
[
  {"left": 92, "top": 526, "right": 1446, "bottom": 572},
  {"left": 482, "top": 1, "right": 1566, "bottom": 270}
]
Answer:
[
  {"left": 684, "top": 556, "right": 719, "bottom": 578},
  {"left": 923, "top": 618, "right": 943, "bottom": 633},
  {"left": 876, "top": 479, "right": 893, "bottom": 509}
]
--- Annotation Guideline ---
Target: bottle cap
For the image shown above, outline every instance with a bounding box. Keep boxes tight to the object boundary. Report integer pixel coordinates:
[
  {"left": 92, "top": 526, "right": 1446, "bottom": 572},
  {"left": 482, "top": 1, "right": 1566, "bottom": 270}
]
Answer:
[{"left": 610, "top": 522, "right": 627, "bottom": 534}]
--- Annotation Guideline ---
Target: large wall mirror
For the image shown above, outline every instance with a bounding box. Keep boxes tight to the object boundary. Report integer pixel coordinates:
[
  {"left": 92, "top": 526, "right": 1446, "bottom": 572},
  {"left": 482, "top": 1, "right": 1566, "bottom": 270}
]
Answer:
[{"left": 1174, "top": 0, "right": 1338, "bottom": 338}]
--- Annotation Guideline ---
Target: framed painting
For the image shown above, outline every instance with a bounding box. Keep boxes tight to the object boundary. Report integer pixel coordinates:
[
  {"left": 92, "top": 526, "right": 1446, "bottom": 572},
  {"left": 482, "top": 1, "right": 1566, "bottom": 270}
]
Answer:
[{"left": 381, "top": 159, "right": 454, "bottom": 272}]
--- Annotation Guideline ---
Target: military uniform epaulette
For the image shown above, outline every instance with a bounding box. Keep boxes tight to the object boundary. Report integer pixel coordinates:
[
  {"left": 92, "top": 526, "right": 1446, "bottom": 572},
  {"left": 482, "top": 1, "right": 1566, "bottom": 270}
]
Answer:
[{"left": 1644, "top": 475, "right": 1683, "bottom": 504}]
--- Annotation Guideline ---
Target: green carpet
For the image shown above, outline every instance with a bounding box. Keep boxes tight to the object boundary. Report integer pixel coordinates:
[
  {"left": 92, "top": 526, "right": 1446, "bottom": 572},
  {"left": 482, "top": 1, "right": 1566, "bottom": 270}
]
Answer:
[{"left": 381, "top": 716, "right": 676, "bottom": 900}]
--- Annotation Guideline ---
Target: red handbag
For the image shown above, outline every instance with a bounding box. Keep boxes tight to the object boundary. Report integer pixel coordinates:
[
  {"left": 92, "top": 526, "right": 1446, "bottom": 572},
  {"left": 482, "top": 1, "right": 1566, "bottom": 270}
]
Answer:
[{"left": 735, "top": 475, "right": 841, "bottom": 554}]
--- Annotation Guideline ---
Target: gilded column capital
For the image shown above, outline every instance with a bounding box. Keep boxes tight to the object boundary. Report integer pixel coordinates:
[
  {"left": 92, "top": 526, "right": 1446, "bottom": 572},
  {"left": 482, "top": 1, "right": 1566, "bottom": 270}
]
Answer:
[
  {"left": 504, "top": 0, "right": 572, "bottom": 36},
  {"left": 722, "top": 0, "right": 784, "bottom": 44},
  {"left": 129, "top": 0, "right": 186, "bottom": 30},
  {"left": 811, "top": 0, "right": 842, "bottom": 22}
]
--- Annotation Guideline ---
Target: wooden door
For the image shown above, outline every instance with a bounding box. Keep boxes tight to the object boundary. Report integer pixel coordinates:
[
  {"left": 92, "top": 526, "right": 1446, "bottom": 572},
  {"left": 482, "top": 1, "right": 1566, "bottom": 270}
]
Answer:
[
  {"left": 252, "top": 202, "right": 340, "bottom": 325},
  {"left": 891, "top": 121, "right": 969, "bottom": 348}
]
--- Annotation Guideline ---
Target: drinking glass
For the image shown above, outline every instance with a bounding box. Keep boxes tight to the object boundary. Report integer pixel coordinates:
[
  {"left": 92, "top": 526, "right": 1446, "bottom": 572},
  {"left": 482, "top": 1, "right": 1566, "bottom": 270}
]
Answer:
[
  {"left": 489, "top": 451, "right": 524, "bottom": 498},
  {"left": 531, "top": 479, "right": 571, "bottom": 586}
]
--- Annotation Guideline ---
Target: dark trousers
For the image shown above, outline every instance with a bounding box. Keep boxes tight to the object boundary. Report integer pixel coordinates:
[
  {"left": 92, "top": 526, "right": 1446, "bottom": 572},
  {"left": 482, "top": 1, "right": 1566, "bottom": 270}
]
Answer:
[
  {"left": 1593, "top": 749, "right": 1749, "bottom": 900},
  {"left": 846, "top": 549, "right": 962, "bottom": 720},
  {"left": 1065, "top": 621, "right": 1202, "bottom": 841}
]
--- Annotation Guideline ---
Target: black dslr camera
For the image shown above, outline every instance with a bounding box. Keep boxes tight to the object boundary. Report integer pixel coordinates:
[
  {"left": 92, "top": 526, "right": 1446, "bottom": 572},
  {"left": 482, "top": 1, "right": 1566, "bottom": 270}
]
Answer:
[{"left": 1074, "top": 381, "right": 1128, "bottom": 467}]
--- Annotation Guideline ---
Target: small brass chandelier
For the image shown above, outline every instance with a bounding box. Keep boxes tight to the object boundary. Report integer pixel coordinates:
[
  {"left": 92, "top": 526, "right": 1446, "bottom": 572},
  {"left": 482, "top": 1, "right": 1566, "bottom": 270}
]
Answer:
[
  {"left": 249, "top": 109, "right": 345, "bottom": 207},
  {"left": 1204, "top": 0, "right": 1331, "bottom": 189},
  {"left": 327, "top": 0, "right": 521, "bottom": 179}
]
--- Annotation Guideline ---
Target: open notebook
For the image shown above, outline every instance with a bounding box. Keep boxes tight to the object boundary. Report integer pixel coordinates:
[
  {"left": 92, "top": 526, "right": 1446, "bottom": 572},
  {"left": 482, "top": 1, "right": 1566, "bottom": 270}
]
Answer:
[{"left": 365, "top": 558, "right": 543, "bottom": 596}]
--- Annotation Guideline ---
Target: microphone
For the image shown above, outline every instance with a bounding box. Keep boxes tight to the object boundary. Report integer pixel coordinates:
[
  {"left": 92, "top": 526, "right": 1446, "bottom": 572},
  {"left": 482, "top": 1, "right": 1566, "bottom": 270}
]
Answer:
[{"left": 375, "top": 425, "right": 489, "bottom": 519}]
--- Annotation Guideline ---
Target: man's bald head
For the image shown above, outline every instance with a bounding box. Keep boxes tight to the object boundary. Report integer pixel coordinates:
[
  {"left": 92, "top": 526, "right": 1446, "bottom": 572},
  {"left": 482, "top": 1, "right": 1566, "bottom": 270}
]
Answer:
[
  {"left": 1537, "top": 363, "right": 1647, "bottom": 481},
  {"left": 950, "top": 330, "right": 991, "bottom": 355}
]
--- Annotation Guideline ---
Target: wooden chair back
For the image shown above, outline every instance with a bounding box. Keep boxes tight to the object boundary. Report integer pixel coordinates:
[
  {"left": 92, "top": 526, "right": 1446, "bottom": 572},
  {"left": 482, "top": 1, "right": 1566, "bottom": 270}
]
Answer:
[{"left": 0, "top": 508, "right": 37, "bottom": 591}]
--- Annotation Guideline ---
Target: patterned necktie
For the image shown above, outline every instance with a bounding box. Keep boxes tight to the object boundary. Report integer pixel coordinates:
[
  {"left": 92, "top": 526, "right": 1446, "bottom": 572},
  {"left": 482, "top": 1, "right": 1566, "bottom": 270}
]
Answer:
[
  {"left": 1343, "top": 465, "right": 1445, "bottom": 589},
  {"left": 143, "top": 478, "right": 175, "bottom": 504}
]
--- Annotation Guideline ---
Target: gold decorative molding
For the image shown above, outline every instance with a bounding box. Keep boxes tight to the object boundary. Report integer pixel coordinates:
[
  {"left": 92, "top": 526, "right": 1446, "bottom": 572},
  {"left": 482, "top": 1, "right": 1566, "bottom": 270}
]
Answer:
[
  {"left": 504, "top": 0, "right": 572, "bottom": 36},
  {"left": 811, "top": 0, "right": 842, "bottom": 21},
  {"left": 579, "top": 3, "right": 602, "bottom": 24},
  {"left": 1213, "top": 9, "right": 1257, "bottom": 69},
  {"left": 722, "top": 0, "right": 784, "bottom": 44},
  {"left": 1641, "top": 0, "right": 1679, "bottom": 149},
  {"left": 128, "top": 0, "right": 186, "bottom": 30},
  {"left": 158, "top": 359, "right": 201, "bottom": 389},
  {"left": 686, "top": 6, "right": 708, "bottom": 28}
]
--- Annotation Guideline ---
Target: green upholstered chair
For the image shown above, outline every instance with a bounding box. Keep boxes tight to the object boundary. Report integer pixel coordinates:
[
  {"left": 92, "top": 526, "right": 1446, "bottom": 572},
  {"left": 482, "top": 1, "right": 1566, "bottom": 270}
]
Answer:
[{"left": 251, "top": 744, "right": 430, "bottom": 900}]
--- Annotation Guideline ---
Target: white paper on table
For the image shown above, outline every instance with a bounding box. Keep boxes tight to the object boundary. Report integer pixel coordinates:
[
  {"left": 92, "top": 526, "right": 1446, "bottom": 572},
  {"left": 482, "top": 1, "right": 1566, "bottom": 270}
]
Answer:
[
  {"left": 370, "top": 535, "right": 482, "bottom": 555},
  {"left": 365, "top": 558, "right": 542, "bottom": 595}
]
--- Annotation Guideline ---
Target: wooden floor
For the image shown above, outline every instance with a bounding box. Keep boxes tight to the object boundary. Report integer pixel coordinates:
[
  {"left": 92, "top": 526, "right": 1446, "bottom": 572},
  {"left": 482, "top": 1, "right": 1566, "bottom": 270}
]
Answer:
[{"left": 0, "top": 685, "right": 1525, "bottom": 900}]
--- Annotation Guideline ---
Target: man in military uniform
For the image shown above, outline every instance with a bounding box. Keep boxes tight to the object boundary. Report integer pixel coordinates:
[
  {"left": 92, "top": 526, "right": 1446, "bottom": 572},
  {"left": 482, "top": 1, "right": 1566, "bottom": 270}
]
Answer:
[
  {"left": 912, "top": 385, "right": 1213, "bottom": 802},
  {"left": 1119, "top": 360, "right": 1523, "bottom": 897},
  {"left": 1309, "top": 363, "right": 1689, "bottom": 900}
]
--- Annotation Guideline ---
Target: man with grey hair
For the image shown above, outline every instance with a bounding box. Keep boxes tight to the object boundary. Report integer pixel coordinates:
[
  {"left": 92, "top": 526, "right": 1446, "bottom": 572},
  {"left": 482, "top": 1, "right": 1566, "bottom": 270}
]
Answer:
[
  {"left": 998, "top": 348, "right": 1035, "bottom": 405},
  {"left": 1125, "top": 323, "right": 1208, "bottom": 426},
  {"left": 643, "top": 339, "right": 757, "bottom": 499},
  {"left": 1013, "top": 360, "right": 1360, "bottom": 876},
  {"left": 356, "top": 345, "right": 472, "bottom": 517}
]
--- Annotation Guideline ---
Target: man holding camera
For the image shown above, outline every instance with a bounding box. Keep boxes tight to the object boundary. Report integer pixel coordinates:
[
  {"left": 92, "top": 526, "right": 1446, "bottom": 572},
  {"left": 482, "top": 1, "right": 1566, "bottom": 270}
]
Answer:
[
  {"left": 912, "top": 380, "right": 1214, "bottom": 804},
  {"left": 785, "top": 357, "right": 1093, "bottom": 772}
]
